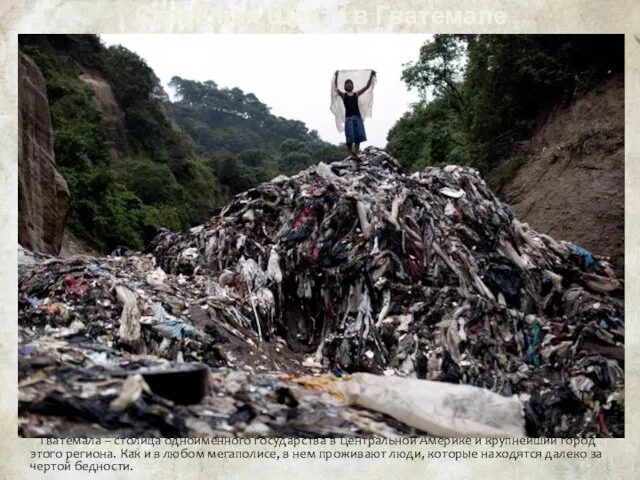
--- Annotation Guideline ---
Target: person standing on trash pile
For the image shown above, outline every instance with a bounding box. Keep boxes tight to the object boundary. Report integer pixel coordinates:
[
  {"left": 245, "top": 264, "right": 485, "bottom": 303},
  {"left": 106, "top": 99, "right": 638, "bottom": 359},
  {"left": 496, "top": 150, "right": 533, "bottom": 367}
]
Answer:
[{"left": 334, "top": 70, "right": 375, "bottom": 159}]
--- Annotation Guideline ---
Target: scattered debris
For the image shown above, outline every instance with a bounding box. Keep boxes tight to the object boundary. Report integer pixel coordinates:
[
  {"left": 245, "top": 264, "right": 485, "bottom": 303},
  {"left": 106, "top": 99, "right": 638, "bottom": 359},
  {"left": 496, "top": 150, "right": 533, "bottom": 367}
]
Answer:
[{"left": 19, "top": 147, "right": 624, "bottom": 438}]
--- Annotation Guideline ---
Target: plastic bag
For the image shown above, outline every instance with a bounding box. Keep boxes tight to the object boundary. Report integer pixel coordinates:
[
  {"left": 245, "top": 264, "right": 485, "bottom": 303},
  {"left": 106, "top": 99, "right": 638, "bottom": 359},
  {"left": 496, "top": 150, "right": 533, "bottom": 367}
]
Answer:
[
  {"left": 330, "top": 69, "right": 376, "bottom": 133},
  {"left": 150, "top": 302, "right": 197, "bottom": 339},
  {"left": 338, "top": 373, "right": 525, "bottom": 437}
]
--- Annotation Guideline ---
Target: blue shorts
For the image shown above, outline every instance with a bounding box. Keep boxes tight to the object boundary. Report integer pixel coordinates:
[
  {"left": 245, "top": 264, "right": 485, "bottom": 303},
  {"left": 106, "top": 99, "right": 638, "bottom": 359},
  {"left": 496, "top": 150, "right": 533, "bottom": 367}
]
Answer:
[{"left": 345, "top": 116, "right": 367, "bottom": 144}]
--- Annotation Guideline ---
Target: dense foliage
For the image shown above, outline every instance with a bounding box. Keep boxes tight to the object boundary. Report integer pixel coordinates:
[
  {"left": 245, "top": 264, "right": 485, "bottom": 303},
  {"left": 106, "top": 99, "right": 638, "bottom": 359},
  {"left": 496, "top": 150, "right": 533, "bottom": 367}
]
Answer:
[
  {"left": 19, "top": 34, "right": 345, "bottom": 251},
  {"left": 386, "top": 34, "right": 624, "bottom": 177},
  {"left": 166, "top": 76, "right": 345, "bottom": 191}
]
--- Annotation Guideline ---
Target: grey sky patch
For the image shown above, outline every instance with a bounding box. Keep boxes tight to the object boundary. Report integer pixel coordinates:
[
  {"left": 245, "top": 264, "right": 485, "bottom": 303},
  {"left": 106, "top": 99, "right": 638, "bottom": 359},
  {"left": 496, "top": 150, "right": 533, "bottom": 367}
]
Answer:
[{"left": 100, "top": 34, "right": 432, "bottom": 147}]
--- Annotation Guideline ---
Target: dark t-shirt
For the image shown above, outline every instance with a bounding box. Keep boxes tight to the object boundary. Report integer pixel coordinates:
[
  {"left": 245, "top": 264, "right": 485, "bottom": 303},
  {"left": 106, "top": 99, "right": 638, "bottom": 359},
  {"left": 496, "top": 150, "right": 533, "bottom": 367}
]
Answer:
[{"left": 342, "top": 93, "right": 361, "bottom": 118}]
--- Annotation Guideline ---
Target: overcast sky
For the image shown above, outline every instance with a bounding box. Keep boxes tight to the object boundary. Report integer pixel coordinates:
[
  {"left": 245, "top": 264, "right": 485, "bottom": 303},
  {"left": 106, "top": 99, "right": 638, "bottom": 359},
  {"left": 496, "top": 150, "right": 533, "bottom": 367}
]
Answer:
[{"left": 100, "top": 34, "right": 432, "bottom": 146}]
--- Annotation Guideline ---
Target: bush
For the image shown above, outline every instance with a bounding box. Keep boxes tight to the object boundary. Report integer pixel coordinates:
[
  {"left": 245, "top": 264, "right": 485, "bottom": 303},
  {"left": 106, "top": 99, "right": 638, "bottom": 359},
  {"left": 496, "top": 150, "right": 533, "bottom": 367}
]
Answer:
[{"left": 486, "top": 155, "right": 529, "bottom": 195}]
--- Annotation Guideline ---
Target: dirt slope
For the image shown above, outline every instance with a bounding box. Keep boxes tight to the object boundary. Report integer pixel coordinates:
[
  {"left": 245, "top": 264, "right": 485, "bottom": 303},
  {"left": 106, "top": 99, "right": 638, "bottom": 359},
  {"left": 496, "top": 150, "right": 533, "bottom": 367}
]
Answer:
[{"left": 500, "top": 74, "right": 624, "bottom": 275}]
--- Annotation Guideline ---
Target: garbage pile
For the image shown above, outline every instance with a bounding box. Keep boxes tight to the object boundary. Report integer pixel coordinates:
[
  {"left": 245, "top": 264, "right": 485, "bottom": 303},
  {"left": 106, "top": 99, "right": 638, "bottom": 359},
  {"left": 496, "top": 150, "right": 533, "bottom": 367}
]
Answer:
[
  {"left": 19, "top": 147, "right": 624, "bottom": 438},
  {"left": 18, "top": 248, "right": 425, "bottom": 438}
]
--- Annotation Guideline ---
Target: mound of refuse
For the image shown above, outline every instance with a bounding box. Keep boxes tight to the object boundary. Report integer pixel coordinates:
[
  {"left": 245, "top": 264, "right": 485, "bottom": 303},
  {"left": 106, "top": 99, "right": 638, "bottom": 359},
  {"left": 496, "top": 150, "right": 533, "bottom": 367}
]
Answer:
[{"left": 18, "top": 147, "right": 624, "bottom": 438}]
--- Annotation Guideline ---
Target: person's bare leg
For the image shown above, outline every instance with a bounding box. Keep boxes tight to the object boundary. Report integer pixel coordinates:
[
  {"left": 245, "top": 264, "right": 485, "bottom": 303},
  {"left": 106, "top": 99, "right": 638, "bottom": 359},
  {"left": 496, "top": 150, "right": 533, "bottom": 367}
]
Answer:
[
  {"left": 347, "top": 143, "right": 355, "bottom": 158},
  {"left": 355, "top": 142, "right": 361, "bottom": 155}
]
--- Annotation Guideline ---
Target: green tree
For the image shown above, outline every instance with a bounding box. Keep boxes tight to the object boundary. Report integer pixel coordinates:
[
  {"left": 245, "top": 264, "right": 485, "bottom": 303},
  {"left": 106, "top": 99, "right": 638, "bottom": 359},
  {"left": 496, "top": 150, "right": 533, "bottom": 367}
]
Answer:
[
  {"left": 401, "top": 35, "right": 466, "bottom": 112},
  {"left": 280, "top": 138, "right": 309, "bottom": 155},
  {"left": 312, "top": 144, "right": 348, "bottom": 164},
  {"left": 387, "top": 34, "right": 623, "bottom": 173},
  {"left": 238, "top": 148, "right": 270, "bottom": 167},
  {"left": 279, "top": 152, "right": 312, "bottom": 176}
]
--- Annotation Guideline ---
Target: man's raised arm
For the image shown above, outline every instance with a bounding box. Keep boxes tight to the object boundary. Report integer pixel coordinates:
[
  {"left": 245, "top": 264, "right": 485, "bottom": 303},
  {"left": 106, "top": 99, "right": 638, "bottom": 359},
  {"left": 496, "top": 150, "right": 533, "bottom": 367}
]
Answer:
[
  {"left": 356, "top": 70, "right": 376, "bottom": 96},
  {"left": 334, "top": 70, "right": 344, "bottom": 98}
]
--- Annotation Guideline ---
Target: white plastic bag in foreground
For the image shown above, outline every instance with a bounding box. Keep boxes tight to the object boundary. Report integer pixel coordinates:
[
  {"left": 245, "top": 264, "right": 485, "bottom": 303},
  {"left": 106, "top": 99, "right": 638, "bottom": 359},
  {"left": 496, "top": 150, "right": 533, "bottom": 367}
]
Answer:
[
  {"left": 330, "top": 69, "right": 376, "bottom": 133},
  {"left": 339, "top": 373, "right": 525, "bottom": 437}
]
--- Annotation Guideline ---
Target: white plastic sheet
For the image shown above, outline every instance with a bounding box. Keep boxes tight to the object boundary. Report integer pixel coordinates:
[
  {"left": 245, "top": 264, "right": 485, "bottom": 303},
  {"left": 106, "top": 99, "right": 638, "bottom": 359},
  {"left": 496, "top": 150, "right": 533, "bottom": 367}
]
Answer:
[
  {"left": 339, "top": 373, "right": 526, "bottom": 437},
  {"left": 330, "top": 69, "right": 376, "bottom": 133}
]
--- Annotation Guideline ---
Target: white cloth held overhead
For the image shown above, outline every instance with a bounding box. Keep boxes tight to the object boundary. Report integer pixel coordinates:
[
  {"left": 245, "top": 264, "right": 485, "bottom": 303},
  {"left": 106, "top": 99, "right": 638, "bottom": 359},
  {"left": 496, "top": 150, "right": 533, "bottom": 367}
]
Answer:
[{"left": 330, "top": 69, "right": 376, "bottom": 133}]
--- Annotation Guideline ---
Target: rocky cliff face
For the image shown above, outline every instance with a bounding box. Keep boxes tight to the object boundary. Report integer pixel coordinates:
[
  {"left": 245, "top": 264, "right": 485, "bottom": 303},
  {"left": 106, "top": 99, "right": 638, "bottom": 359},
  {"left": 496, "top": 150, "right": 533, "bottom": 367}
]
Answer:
[
  {"left": 18, "top": 52, "right": 70, "bottom": 256},
  {"left": 78, "top": 67, "right": 127, "bottom": 158}
]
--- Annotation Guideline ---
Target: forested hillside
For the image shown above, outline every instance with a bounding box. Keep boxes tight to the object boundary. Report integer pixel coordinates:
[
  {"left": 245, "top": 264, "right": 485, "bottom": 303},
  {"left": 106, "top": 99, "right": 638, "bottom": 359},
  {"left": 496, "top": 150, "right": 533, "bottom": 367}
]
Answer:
[
  {"left": 18, "top": 34, "right": 345, "bottom": 252},
  {"left": 386, "top": 34, "right": 624, "bottom": 176},
  {"left": 165, "top": 76, "right": 346, "bottom": 188}
]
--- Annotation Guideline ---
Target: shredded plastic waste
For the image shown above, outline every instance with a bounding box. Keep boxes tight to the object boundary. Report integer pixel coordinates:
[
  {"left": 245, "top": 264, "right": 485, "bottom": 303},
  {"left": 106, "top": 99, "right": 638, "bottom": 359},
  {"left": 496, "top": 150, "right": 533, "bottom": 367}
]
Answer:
[
  {"left": 109, "top": 374, "right": 151, "bottom": 413},
  {"left": 18, "top": 147, "right": 624, "bottom": 438},
  {"left": 291, "top": 375, "right": 346, "bottom": 401},
  {"left": 150, "top": 303, "right": 197, "bottom": 340},
  {"left": 567, "top": 243, "right": 600, "bottom": 272}
]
